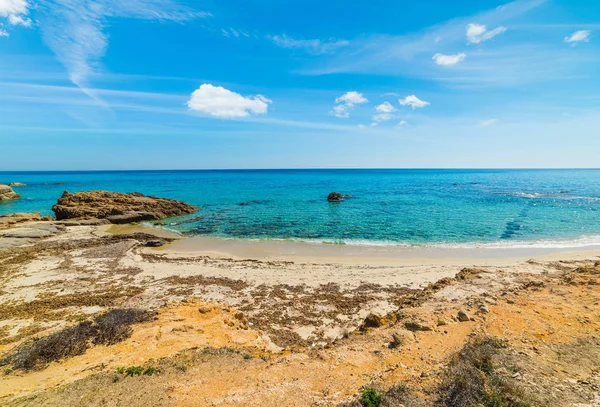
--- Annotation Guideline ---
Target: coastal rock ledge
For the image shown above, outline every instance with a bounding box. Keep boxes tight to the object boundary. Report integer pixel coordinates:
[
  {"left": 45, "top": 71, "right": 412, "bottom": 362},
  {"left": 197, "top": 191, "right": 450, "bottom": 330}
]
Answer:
[
  {"left": 52, "top": 190, "right": 198, "bottom": 224},
  {"left": 0, "top": 184, "right": 20, "bottom": 201}
]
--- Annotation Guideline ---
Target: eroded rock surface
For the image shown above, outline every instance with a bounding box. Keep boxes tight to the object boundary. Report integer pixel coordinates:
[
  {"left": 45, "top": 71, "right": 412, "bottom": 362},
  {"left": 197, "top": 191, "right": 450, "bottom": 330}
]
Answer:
[
  {"left": 51, "top": 190, "right": 198, "bottom": 224},
  {"left": 0, "top": 184, "right": 20, "bottom": 201}
]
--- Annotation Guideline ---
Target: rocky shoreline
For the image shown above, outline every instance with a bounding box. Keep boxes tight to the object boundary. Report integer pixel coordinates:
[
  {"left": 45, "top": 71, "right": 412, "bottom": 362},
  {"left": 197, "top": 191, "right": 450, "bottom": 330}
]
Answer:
[{"left": 0, "top": 192, "right": 600, "bottom": 406}]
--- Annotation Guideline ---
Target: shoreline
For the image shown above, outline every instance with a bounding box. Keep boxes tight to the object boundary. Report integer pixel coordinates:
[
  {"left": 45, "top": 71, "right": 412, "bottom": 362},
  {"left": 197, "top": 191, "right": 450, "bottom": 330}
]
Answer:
[
  {"left": 107, "top": 224, "right": 600, "bottom": 266},
  {"left": 2, "top": 220, "right": 600, "bottom": 405}
]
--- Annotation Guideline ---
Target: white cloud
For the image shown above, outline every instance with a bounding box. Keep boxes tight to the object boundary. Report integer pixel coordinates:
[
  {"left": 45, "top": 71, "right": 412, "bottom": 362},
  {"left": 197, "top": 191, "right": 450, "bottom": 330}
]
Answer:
[
  {"left": 336, "top": 91, "right": 368, "bottom": 106},
  {"left": 187, "top": 84, "right": 271, "bottom": 119},
  {"left": 397, "top": 120, "right": 408, "bottom": 127},
  {"left": 467, "top": 23, "right": 507, "bottom": 44},
  {"left": 268, "top": 34, "right": 349, "bottom": 55},
  {"left": 32, "top": 0, "right": 210, "bottom": 90},
  {"left": 564, "top": 30, "right": 591, "bottom": 44},
  {"left": 372, "top": 101, "right": 397, "bottom": 124},
  {"left": 433, "top": 52, "right": 467, "bottom": 66},
  {"left": 0, "top": 0, "right": 28, "bottom": 16},
  {"left": 332, "top": 91, "right": 368, "bottom": 118},
  {"left": 375, "top": 101, "right": 396, "bottom": 113},
  {"left": 480, "top": 118, "right": 498, "bottom": 127},
  {"left": 399, "top": 95, "right": 430, "bottom": 109},
  {"left": 8, "top": 14, "right": 30, "bottom": 26},
  {"left": 0, "top": 0, "right": 30, "bottom": 34}
]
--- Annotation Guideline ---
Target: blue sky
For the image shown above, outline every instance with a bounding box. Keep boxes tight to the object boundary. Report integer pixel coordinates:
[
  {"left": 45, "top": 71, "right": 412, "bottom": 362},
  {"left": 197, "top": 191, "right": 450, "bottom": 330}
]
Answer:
[{"left": 0, "top": 0, "right": 599, "bottom": 170}]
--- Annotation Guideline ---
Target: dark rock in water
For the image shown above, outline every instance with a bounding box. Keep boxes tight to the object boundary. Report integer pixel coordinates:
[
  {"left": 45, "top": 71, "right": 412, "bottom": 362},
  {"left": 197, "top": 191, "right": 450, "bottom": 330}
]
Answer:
[
  {"left": 52, "top": 190, "right": 198, "bottom": 224},
  {"left": 327, "top": 192, "right": 344, "bottom": 202},
  {"left": 0, "top": 184, "right": 20, "bottom": 201},
  {"left": 9, "top": 182, "right": 26, "bottom": 187}
]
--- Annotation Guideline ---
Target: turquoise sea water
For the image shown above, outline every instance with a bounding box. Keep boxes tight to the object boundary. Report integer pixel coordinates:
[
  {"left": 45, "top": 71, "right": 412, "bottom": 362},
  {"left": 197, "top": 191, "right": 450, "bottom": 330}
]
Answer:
[{"left": 1, "top": 169, "right": 600, "bottom": 248}]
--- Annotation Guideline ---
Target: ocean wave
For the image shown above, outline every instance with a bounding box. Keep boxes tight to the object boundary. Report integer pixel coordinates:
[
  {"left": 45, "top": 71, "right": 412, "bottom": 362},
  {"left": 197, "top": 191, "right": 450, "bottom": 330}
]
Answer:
[
  {"left": 505, "top": 192, "right": 600, "bottom": 201},
  {"left": 175, "top": 233, "right": 600, "bottom": 250}
]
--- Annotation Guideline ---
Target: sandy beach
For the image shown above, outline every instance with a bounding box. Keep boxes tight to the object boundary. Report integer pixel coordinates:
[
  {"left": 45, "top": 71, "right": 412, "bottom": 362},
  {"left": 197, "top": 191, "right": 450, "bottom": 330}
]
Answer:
[{"left": 1, "top": 219, "right": 600, "bottom": 406}]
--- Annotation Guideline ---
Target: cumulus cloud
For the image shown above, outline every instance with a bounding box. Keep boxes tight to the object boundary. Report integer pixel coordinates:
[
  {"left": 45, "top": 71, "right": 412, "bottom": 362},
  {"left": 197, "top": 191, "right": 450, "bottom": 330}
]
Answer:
[
  {"left": 332, "top": 91, "right": 368, "bottom": 118},
  {"left": 8, "top": 14, "right": 31, "bottom": 26},
  {"left": 564, "top": 30, "right": 591, "bottom": 44},
  {"left": 467, "top": 23, "right": 507, "bottom": 44},
  {"left": 0, "top": 0, "right": 31, "bottom": 32},
  {"left": 187, "top": 84, "right": 272, "bottom": 119},
  {"left": 433, "top": 52, "right": 467, "bottom": 66},
  {"left": 399, "top": 95, "right": 430, "bottom": 109},
  {"left": 480, "top": 118, "right": 498, "bottom": 127},
  {"left": 372, "top": 101, "right": 397, "bottom": 124},
  {"left": 268, "top": 34, "right": 349, "bottom": 55},
  {"left": 397, "top": 120, "right": 408, "bottom": 127}
]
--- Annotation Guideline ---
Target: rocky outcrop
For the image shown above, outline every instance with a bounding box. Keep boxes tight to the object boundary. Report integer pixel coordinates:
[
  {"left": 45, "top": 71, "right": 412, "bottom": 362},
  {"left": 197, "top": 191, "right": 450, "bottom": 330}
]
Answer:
[
  {"left": 51, "top": 190, "right": 199, "bottom": 224},
  {"left": 9, "top": 182, "right": 27, "bottom": 187},
  {"left": 0, "top": 184, "right": 20, "bottom": 201},
  {"left": 327, "top": 192, "right": 344, "bottom": 202},
  {"left": 0, "top": 213, "right": 52, "bottom": 229}
]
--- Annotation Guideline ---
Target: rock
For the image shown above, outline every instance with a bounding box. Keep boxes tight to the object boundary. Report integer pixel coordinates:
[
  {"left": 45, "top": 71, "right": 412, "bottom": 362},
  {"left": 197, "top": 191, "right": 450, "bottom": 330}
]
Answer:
[
  {"left": 51, "top": 190, "right": 198, "bottom": 223},
  {"left": 478, "top": 304, "right": 490, "bottom": 314},
  {"left": 106, "top": 212, "right": 158, "bottom": 224},
  {"left": 390, "top": 329, "right": 414, "bottom": 348},
  {"left": 0, "top": 237, "right": 36, "bottom": 249},
  {"left": 0, "top": 212, "right": 44, "bottom": 229},
  {"left": 457, "top": 310, "right": 471, "bottom": 322},
  {"left": 55, "top": 219, "right": 111, "bottom": 226},
  {"left": 404, "top": 321, "right": 433, "bottom": 332},
  {"left": 145, "top": 239, "right": 167, "bottom": 248},
  {"left": 327, "top": 192, "right": 344, "bottom": 202},
  {"left": 8, "top": 182, "right": 26, "bottom": 187},
  {"left": 0, "top": 184, "right": 20, "bottom": 201},
  {"left": 361, "top": 313, "right": 386, "bottom": 329}
]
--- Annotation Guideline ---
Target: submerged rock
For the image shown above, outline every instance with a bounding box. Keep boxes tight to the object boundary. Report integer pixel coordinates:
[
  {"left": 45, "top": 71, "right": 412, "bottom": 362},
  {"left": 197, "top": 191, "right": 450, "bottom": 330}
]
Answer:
[
  {"left": 51, "top": 190, "right": 198, "bottom": 224},
  {"left": 0, "top": 184, "right": 20, "bottom": 201},
  {"left": 8, "top": 182, "right": 26, "bottom": 187},
  {"left": 327, "top": 192, "right": 344, "bottom": 202}
]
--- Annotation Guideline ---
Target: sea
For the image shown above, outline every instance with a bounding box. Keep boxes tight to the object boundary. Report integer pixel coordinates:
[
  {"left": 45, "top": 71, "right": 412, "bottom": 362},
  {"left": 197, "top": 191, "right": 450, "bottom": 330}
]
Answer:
[{"left": 1, "top": 169, "right": 600, "bottom": 249}]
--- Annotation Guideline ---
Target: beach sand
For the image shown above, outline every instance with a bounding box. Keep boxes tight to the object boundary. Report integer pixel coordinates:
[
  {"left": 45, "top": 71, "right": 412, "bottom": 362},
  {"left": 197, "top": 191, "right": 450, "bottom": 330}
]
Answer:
[{"left": 1, "top": 222, "right": 600, "bottom": 406}]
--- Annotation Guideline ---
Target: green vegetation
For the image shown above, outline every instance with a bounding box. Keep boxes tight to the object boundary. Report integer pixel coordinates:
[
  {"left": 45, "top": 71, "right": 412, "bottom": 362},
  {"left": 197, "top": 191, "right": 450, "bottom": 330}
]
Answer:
[
  {"left": 438, "top": 336, "right": 533, "bottom": 407},
  {"left": 116, "top": 366, "right": 156, "bottom": 377},
  {"left": 360, "top": 388, "right": 382, "bottom": 407}
]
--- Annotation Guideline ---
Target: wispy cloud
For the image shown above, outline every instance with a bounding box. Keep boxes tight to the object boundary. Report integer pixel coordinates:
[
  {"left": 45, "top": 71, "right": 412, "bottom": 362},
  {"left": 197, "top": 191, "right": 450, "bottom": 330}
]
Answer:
[
  {"left": 298, "top": 0, "right": 558, "bottom": 87},
  {"left": 0, "top": 27, "right": 9, "bottom": 37},
  {"left": 32, "top": 0, "right": 210, "bottom": 92},
  {"left": 564, "top": 30, "right": 591, "bottom": 45},
  {"left": 466, "top": 23, "right": 507, "bottom": 44},
  {"left": 267, "top": 34, "right": 349, "bottom": 55},
  {"left": 480, "top": 118, "right": 498, "bottom": 127}
]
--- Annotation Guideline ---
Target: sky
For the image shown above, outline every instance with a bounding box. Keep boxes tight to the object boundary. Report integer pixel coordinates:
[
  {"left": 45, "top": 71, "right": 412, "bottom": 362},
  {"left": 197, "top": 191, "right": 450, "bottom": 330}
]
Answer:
[{"left": 0, "top": 0, "right": 599, "bottom": 170}]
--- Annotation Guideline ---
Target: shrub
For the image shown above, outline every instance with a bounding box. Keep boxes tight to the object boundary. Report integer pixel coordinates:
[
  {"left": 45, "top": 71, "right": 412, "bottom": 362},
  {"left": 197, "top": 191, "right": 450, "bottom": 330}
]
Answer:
[
  {"left": 361, "top": 388, "right": 382, "bottom": 407},
  {"left": 437, "top": 336, "right": 533, "bottom": 407},
  {"left": 1, "top": 309, "right": 155, "bottom": 370}
]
